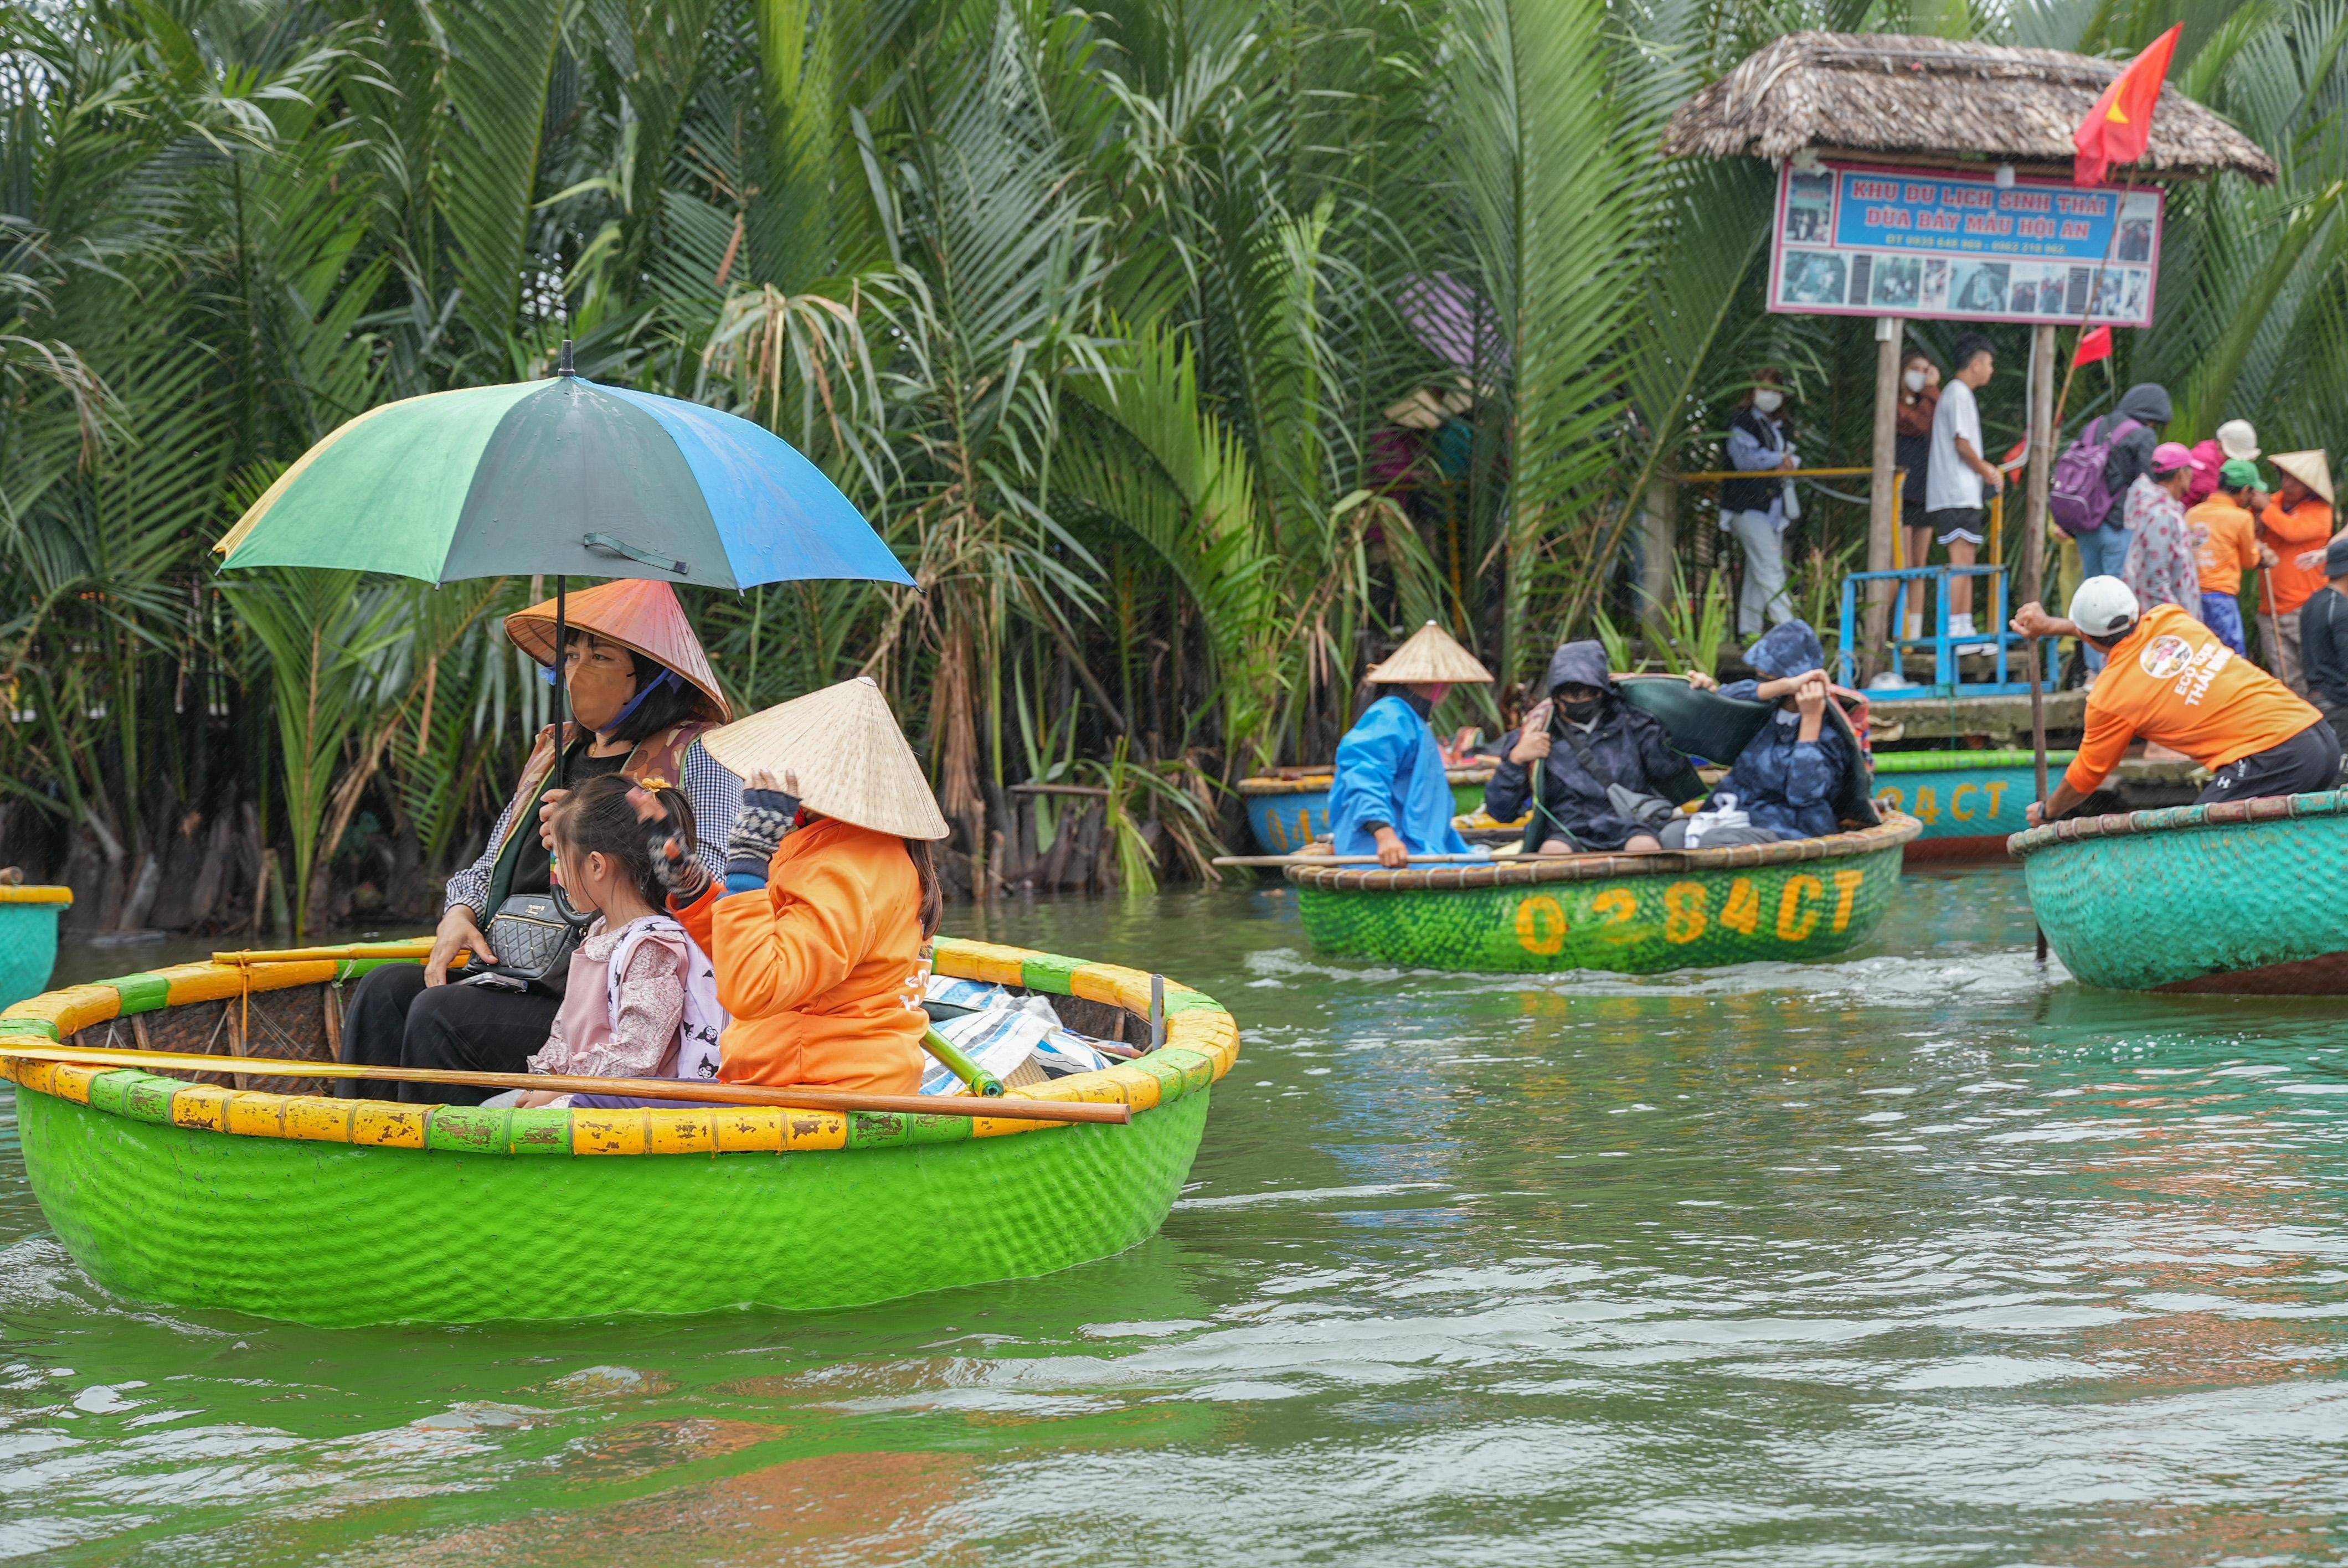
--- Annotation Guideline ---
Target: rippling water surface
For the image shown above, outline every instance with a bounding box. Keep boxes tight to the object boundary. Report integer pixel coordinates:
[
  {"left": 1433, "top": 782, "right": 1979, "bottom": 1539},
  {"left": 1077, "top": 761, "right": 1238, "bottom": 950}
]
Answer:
[{"left": 9, "top": 867, "right": 2348, "bottom": 1564}]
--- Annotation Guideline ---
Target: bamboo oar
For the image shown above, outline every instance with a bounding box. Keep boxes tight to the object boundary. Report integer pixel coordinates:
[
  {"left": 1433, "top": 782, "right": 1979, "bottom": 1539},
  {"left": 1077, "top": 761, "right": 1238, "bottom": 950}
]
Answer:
[
  {"left": 213, "top": 944, "right": 433, "bottom": 965},
  {"left": 0, "top": 1045, "right": 1129, "bottom": 1125}
]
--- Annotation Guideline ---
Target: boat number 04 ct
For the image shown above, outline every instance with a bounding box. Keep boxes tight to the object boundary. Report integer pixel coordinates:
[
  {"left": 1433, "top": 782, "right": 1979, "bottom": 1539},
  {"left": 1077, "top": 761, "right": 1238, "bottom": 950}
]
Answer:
[{"left": 1512, "top": 870, "right": 1869, "bottom": 956}]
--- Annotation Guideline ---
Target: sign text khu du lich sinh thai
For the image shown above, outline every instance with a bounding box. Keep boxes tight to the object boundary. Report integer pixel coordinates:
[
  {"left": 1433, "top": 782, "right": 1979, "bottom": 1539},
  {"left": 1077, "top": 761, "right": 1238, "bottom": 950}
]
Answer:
[{"left": 1769, "top": 159, "right": 2164, "bottom": 328}]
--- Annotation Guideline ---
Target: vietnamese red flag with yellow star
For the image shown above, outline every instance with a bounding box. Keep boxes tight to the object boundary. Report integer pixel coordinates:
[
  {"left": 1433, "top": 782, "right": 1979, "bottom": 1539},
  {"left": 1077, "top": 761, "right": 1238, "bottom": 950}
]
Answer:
[{"left": 2074, "top": 24, "right": 2182, "bottom": 185}]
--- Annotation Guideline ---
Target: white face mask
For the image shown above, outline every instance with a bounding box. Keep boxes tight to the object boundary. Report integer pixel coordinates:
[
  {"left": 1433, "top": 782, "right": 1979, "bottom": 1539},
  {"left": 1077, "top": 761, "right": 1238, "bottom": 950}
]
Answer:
[
  {"left": 1903, "top": 369, "right": 1927, "bottom": 393},
  {"left": 1753, "top": 389, "right": 1784, "bottom": 414}
]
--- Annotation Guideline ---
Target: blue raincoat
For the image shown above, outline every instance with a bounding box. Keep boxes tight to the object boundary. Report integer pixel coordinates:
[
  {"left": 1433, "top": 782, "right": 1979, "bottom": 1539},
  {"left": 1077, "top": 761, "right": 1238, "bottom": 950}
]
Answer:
[
  {"left": 1327, "top": 695, "right": 1469, "bottom": 856},
  {"left": 1718, "top": 619, "right": 1848, "bottom": 839}
]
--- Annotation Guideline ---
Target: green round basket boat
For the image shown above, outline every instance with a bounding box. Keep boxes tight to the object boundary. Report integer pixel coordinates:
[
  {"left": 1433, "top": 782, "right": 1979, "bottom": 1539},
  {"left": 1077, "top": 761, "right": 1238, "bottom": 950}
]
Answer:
[
  {"left": 2010, "top": 790, "right": 2348, "bottom": 993},
  {"left": 0, "top": 885, "right": 73, "bottom": 1010},
  {"left": 0, "top": 936, "right": 1238, "bottom": 1327},
  {"left": 1285, "top": 814, "right": 1919, "bottom": 974}
]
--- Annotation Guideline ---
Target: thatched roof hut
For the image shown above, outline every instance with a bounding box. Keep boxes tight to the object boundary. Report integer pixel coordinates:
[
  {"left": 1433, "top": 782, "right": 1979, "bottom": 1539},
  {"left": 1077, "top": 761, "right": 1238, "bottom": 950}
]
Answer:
[{"left": 1663, "top": 32, "right": 2277, "bottom": 184}]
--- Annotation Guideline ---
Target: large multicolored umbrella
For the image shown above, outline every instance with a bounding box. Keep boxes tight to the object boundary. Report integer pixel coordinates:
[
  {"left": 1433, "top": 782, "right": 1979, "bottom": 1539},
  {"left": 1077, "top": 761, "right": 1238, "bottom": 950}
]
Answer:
[
  {"left": 215, "top": 347, "right": 913, "bottom": 792},
  {"left": 215, "top": 357, "right": 912, "bottom": 591}
]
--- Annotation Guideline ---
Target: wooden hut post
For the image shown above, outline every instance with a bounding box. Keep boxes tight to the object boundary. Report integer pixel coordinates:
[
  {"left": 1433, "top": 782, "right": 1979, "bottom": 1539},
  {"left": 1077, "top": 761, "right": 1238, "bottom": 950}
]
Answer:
[
  {"left": 1639, "top": 466, "right": 1676, "bottom": 635},
  {"left": 2021, "top": 323, "right": 2057, "bottom": 609},
  {"left": 1863, "top": 316, "right": 1903, "bottom": 675}
]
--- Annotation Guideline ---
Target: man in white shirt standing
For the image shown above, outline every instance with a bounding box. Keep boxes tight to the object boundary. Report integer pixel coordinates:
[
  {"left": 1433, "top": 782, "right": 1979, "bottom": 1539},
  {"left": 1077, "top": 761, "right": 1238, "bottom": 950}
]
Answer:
[{"left": 1924, "top": 334, "right": 2006, "bottom": 645}]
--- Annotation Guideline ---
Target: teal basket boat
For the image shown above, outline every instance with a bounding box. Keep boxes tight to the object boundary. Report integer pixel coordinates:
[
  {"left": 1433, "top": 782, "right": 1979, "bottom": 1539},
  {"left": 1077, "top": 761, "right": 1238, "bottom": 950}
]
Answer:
[
  {"left": 1286, "top": 814, "right": 1918, "bottom": 974},
  {"left": 1872, "top": 750, "right": 2067, "bottom": 860},
  {"left": 0, "top": 936, "right": 1238, "bottom": 1327},
  {"left": 0, "top": 886, "right": 72, "bottom": 1009},
  {"left": 1241, "top": 767, "right": 1495, "bottom": 853},
  {"left": 2010, "top": 791, "right": 2348, "bottom": 993}
]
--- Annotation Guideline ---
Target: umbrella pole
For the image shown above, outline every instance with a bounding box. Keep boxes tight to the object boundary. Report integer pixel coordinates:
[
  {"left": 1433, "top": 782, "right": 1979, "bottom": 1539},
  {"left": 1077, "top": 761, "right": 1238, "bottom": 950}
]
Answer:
[{"left": 552, "top": 575, "right": 568, "bottom": 789}]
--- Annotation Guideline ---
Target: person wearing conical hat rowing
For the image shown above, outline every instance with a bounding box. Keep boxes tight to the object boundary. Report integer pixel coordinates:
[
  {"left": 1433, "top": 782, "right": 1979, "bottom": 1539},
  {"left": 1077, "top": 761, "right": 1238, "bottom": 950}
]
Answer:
[
  {"left": 638, "top": 676, "right": 946, "bottom": 1095},
  {"left": 1327, "top": 622, "right": 1492, "bottom": 869},
  {"left": 339, "top": 579, "right": 742, "bottom": 1103}
]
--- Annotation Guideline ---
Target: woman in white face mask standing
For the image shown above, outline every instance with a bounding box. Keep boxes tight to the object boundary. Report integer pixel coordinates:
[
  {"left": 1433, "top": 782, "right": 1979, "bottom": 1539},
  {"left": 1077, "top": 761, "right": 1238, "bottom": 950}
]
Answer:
[
  {"left": 1894, "top": 351, "right": 1942, "bottom": 641},
  {"left": 1720, "top": 368, "right": 1801, "bottom": 641}
]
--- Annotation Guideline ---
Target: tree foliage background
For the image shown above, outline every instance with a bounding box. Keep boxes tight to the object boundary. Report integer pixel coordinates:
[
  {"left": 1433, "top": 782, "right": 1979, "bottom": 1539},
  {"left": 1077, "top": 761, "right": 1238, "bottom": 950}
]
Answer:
[{"left": 0, "top": 0, "right": 2331, "bottom": 932}]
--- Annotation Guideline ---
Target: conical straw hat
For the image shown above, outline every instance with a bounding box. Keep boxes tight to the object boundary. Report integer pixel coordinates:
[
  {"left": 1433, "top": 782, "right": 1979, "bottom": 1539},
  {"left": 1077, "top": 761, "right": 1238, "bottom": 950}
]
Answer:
[
  {"left": 699, "top": 677, "right": 950, "bottom": 840},
  {"left": 1366, "top": 621, "right": 1494, "bottom": 684},
  {"left": 506, "top": 579, "right": 730, "bottom": 723},
  {"left": 2272, "top": 450, "right": 2334, "bottom": 505}
]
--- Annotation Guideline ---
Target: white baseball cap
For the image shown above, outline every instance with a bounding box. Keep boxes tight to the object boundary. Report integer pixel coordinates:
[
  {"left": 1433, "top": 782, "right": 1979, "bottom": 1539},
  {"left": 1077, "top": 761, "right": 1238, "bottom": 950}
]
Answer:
[
  {"left": 2068, "top": 575, "right": 2140, "bottom": 639},
  {"left": 2216, "top": 419, "right": 2260, "bottom": 462}
]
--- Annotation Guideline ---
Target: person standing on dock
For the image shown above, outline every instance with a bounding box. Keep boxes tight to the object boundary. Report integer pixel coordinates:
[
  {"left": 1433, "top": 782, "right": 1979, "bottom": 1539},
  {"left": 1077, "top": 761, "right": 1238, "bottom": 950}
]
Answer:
[
  {"left": 1923, "top": 336, "right": 2003, "bottom": 647},
  {"left": 1719, "top": 368, "right": 1800, "bottom": 641},
  {"left": 2120, "top": 442, "right": 2204, "bottom": 622},
  {"left": 2011, "top": 577, "right": 2339, "bottom": 824},
  {"left": 2297, "top": 537, "right": 2348, "bottom": 739},
  {"left": 1329, "top": 622, "right": 1495, "bottom": 869},
  {"left": 2258, "top": 451, "right": 2337, "bottom": 695},
  {"left": 2186, "top": 458, "right": 2269, "bottom": 656},
  {"left": 1894, "top": 350, "right": 1940, "bottom": 642}
]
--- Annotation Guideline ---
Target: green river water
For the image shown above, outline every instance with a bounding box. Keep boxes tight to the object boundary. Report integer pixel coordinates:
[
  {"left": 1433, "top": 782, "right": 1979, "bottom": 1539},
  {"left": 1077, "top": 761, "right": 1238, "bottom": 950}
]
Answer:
[{"left": 9, "top": 865, "right": 2348, "bottom": 1564}]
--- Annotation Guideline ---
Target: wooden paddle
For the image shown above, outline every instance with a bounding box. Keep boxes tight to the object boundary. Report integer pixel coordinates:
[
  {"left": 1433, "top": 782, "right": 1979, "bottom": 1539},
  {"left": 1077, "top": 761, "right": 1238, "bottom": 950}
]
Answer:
[{"left": 0, "top": 1045, "right": 1130, "bottom": 1125}]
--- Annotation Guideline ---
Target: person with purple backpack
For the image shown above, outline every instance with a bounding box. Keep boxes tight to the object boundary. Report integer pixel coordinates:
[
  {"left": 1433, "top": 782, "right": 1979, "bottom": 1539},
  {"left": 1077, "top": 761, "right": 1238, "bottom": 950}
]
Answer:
[{"left": 2051, "top": 381, "right": 2171, "bottom": 679}]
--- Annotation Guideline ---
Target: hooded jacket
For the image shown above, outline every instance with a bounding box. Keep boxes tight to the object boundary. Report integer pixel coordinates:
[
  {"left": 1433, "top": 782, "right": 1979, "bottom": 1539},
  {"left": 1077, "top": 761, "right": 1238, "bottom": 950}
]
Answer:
[
  {"left": 1327, "top": 692, "right": 1471, "bottom": 857},
  {"left": 1484, "top": 642, "right": 1705, "bottom": 851},
  {"left": 2100, "top": 384, "right": 2172, "bottom": 528}
]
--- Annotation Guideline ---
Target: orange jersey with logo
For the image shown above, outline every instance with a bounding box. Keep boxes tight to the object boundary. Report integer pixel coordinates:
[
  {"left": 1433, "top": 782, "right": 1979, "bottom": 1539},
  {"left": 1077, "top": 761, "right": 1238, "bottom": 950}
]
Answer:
[
  {"left": 2067, "top": 604, "right": 2321, "bottom": 794},
  {"left": 2186, "top": 497, "right": 2259, "bottom": 596}
]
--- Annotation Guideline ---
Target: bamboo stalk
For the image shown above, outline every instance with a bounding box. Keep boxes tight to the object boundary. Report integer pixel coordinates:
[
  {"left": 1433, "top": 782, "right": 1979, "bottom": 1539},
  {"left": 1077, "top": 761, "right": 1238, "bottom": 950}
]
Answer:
[
  {"left": 0, "top": 1045, "right": 1130, "bottom": 1125},
  {"left": 212, "top": 942, "right": 433, "bottom": 966}
]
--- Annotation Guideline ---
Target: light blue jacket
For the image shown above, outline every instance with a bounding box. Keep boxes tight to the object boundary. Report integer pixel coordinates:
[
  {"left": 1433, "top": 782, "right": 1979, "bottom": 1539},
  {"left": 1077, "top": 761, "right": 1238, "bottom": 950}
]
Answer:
[{"left": 1327, "top": 695, "right": 1470, "bottom": 856}]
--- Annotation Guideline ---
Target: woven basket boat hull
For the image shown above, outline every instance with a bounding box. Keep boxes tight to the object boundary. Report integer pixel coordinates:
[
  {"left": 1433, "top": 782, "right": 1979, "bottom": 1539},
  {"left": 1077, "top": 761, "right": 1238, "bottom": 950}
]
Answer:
[
  {"left": 1239, "top": 768, "right": 1493, "bottom": 854},
  {"left": 0, "top": 938, "right": 1238, "bottom": 1327},
  {"left": 2010, "top": 791, "right": 2348, "bottom": 993},
  {"left": 0, "top": 888, "right": 71, "bottom": 1010},
  {"left": 1873, "top": 752, "right": 2056, "bottom": 861},
  {"left": 1286, "top": 816, "right": 1918, "bottom": 974}
]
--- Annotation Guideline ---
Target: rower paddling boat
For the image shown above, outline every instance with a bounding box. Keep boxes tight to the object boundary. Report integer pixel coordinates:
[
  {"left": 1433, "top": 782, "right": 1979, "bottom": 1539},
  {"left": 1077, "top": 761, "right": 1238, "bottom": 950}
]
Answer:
[
  {"left": 1239, "top": 767, "right": 1496, "bottom": 854},
  {"left": 0, "top": 937, "right": 1238, "bottom": 1326},
  {"left": 2010, "top": 791, "right": 2348, "bottom": 993},
  {"left": 0, "top": 885, "right": 71, "bottom": 1010},
  {"left": 1286, "top": 814, "right": 1919, "bottom": 973}
]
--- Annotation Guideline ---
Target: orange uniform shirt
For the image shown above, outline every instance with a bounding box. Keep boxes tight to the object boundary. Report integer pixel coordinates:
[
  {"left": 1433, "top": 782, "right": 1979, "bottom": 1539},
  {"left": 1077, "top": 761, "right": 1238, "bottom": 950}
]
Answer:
[
  {"left": 2066, "top": 604, "right": 2321, "bottom": 795},
  {"left": 2186, "top": 496, "right": 2259, "bottom": 596},
  {"left": 672, "top": 817, "right": 928, "bottom": 1094},
  {"left": 2258, "top": 494, "right": 2337, "bottom": 615}
]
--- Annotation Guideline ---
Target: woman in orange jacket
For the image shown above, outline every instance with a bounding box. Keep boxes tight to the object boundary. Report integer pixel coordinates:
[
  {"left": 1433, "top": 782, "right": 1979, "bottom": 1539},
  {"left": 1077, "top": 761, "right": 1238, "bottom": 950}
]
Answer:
[{"left": 638, "top": 676, "right": 948, "bottom": 1095}]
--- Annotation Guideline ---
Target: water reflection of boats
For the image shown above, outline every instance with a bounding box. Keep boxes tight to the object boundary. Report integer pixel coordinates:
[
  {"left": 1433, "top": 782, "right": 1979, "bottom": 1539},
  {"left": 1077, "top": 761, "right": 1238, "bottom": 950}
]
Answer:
[
  {"left": 2012, "top": 792, "right": 2348, "bottom": 993},
  {"left": 1286, "top": 815, "right": 1918, "bottom": 974},
  {"left": 1239, "top": 766, "right": 1497, "bottom": 853},
  {"left": 0, "top": 936, "right": 1238, "bottom": 1325},
  {"left": 0, "top": 884, "right": 71, "bottom": 1009}
]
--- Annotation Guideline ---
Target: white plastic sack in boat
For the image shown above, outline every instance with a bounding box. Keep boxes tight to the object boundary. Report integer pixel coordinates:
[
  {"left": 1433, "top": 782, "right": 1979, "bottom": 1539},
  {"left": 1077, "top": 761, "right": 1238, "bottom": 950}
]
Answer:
[
  {"left": 1682, "top": 792, "right": 1752, "bottom": 849},
  {"left": 918, "top": 978, "right": 1113, "bottom": 1095}
]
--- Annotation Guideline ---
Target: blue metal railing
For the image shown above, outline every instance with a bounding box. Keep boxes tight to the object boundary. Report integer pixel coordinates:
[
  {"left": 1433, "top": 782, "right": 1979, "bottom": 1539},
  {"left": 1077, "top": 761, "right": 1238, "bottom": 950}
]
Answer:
[{"left": 1836, "top": 565, "right": 2048, "bottom": 700}]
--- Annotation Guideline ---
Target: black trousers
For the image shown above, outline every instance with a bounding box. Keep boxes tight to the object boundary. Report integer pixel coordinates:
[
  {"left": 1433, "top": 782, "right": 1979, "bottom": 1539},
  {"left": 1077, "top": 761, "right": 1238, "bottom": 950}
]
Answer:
[
  {"left": 339, "top": 962, "right": 560, "bottom": 1105},
  {"left": 2197, "top": 720, "right": 2344, "bottom": 805}
]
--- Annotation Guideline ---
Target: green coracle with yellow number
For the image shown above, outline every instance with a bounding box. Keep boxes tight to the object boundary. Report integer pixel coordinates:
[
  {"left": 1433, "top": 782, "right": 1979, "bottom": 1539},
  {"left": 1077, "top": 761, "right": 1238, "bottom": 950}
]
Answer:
[
  {"left": 0, "top": 937, "right": 1238, "bottom": 1327},
  {"left": 1288, "top": 817, "right": 1918, "bottom": 973}
]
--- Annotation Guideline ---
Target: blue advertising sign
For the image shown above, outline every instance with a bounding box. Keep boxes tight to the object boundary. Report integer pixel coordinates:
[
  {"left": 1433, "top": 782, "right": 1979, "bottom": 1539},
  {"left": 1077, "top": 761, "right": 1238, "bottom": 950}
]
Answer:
[{"left": 1770, "top": 159, "right": 2162, "bottom": 328}]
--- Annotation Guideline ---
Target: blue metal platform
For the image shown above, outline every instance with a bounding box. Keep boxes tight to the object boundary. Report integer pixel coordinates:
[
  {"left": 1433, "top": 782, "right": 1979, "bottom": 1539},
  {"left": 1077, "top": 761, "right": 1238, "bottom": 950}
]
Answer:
[{"left": 1835, "top": 565, "right": 2049, "bottom": 702}]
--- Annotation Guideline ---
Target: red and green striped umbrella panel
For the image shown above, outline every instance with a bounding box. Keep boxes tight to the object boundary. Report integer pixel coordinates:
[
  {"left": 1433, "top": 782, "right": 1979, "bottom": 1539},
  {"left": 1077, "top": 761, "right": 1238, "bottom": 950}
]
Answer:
[{"left": 215, "top": 375, "right": 913, "bottom": 591}]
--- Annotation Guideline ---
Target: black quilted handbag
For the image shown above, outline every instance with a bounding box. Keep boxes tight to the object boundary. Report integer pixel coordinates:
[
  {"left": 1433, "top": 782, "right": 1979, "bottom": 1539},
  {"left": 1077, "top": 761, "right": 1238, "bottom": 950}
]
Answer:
[{"left": 481, "top": 891, "right": 590, "bottom": 984}]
